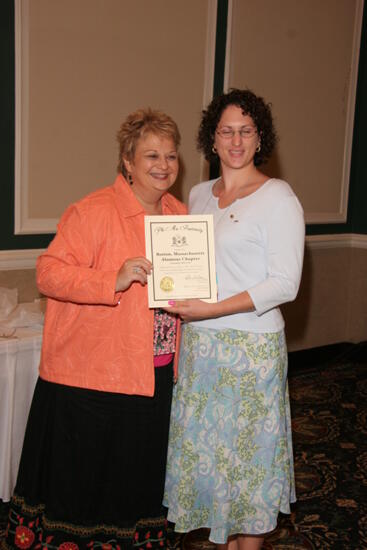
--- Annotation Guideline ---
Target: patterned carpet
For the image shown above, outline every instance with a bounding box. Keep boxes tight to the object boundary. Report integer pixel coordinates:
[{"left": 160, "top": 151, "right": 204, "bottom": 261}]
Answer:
[
  {"left": 1, "top": 342, "right": 366, "bottom": 549},
  {"left": 179, "top": 342, "right": 367, "bottom": 550}
]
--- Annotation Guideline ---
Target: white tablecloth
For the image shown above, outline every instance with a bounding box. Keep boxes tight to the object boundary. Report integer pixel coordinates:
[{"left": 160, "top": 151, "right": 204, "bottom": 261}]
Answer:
[{"left": 0, "top": 328, "right": 42, "bottom": 502}]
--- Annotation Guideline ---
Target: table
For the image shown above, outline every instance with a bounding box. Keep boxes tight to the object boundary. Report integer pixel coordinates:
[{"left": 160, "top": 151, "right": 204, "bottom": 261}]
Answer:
[{"left": 0, "top": 328, "right": 42, "bottom": 502}]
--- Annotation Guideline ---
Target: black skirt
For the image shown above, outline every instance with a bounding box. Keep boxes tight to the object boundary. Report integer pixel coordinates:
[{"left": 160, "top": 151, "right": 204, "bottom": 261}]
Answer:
[{"left": 4, "top": 363, "right": 174, "bottom": 549}]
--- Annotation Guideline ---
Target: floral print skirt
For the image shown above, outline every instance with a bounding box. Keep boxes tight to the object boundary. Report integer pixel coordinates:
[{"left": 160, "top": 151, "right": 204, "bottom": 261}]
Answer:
[{"left": 164, "top": 325, "right": 296, "bottom": 544}]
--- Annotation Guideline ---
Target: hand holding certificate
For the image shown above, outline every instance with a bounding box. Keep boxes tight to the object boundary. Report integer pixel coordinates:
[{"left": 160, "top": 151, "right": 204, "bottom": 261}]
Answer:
[{"left": 145, "top": 215, "right": 217, "bottom": 308}]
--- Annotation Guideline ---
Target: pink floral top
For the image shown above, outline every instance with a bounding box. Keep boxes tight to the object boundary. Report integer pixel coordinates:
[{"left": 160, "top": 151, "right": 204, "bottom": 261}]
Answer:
[{"left": 153, "top": 308, "right": 177, "bottom": 356}]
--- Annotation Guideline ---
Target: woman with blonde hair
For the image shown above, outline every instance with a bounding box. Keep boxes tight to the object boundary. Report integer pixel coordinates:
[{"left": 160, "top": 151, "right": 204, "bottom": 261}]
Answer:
[{"left": 5, "top": 108, "right": 186, "bottom": 549}]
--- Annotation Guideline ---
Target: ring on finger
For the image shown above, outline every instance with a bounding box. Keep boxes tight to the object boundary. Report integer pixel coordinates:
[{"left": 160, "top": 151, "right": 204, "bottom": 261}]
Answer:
[{"left": 133, "top": 267, "right": 141, "bottom": 274}]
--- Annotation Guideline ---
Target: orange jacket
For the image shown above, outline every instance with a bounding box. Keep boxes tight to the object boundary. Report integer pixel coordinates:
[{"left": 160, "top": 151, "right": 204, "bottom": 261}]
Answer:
[{"left": 37, "top": 175, "right": 187, "bottom": 396}]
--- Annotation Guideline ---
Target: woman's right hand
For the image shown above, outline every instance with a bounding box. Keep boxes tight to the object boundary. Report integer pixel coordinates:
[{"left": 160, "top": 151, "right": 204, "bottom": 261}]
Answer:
[{"left": 115, "top": 257, "right": 152, "bottom": 292}]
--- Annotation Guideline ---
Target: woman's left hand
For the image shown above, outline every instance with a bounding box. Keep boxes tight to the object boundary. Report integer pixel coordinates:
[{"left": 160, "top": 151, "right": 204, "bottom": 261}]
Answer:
[{"left": 164, "top": 299, "right": 217, "bottom": 323}]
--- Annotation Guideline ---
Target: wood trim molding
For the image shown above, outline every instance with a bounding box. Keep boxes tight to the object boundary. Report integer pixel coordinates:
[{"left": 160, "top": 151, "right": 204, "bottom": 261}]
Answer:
[
  {"left": 14, "top": 0, "right": 59, "bottom": 235},
  {"left": 15, "top": 2, "right": 217, "bottom": 235},
  {"left": 223, "top": 0, "right": 364, "bottom": 226},
  {"left": 14, "top": 0, "right": 28, "bottom": 235},
  {"left": 306, "top": 233, "right": 367, "bottom": 250},
  {"left": 1, "top": 234, "right": 366, "bottom": 270},
  {"left": 0, "top": 249, "right": 44, "bottom": 270},
  {"left": 306, "top": 0, "right": 364, "bottom": 226}
]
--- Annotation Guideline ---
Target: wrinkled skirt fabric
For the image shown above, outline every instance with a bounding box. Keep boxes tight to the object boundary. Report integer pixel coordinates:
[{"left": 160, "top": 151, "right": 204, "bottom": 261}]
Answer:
[{"left": 164, "top": 326, "right": 296, "bottom": 544}]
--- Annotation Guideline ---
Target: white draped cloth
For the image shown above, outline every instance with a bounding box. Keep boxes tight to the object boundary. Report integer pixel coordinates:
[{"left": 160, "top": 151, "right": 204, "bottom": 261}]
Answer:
[{"left": 0, "top": 328, "right": 42, "bottom": 501}]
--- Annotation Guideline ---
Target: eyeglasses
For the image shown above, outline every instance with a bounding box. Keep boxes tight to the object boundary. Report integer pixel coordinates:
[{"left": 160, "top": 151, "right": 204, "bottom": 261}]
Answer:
[{"left": 216, "top": 127, "right": 257, "bottom": 139}]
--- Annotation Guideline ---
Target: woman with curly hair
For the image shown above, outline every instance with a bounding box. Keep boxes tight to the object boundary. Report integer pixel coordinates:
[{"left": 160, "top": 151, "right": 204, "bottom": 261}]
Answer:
[{"left": 164, "top": 89, "right": 305, "bottom": 549}]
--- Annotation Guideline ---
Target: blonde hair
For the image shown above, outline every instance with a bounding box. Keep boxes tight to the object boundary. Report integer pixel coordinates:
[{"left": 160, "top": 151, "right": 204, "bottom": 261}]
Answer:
[{"left": 117, "top": 108, "right": 181, "bottom": 176}]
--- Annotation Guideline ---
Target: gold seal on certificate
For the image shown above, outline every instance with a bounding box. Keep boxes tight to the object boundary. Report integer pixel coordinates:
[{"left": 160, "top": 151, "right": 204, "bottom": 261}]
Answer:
[
  {"left": 145, "top": 215, "right": 217, "bottom": 308},
  {"left": 160, "top": 276, "right": 175, "bottom": 292}
]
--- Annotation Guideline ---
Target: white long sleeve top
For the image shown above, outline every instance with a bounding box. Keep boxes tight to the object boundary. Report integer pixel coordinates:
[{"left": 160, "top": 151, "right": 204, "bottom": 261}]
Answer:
[{"left": 189, "top": 178, "right": 305, "bottom": 333}]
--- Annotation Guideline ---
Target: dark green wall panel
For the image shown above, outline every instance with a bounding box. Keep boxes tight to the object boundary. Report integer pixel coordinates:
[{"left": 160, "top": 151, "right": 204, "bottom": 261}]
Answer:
[
  {"left": 349, "top": 1, "right": 367, "bottom": 234},
  {"left": 1, "top": 0, "right": 54, "bottom": 250}
]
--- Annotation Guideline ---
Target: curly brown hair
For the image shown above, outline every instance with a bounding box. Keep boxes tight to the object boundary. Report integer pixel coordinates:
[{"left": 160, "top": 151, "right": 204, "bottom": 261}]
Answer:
[
  {"left": 117, "top": 108, "right": 181, "bottom": 176},
  {"left": 197, "top": 88, "right": 276, "bottom": 167}
]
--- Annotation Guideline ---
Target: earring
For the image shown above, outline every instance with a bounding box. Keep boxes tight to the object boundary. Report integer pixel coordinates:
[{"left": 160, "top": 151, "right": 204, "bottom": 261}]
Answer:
[
  {"left": 256, "top": 142, "right": 261, "bottom": 153},
  {"left": 127, "top": 173, "right": 133, "bottom": 185},
  {"left": 212, "top": 145, "right": 217, "bottom": 154}
]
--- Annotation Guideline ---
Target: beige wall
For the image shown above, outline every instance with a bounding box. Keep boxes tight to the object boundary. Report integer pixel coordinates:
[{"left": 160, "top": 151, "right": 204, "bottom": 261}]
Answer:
[
  {"left": 224, "top": 0, "right": 366, "bottom": 350},
  {"left": 4, "top": 0, "right": 366, "bottom": 351},
  {"left": 18, "top": 0, "right": 362, "bottom": 227},
  {"left": 17, "top": 0, "right": 213, "bottom": 234},
  {"left": 0, "top": 269, "right": 40, "bottom": 303},
  {"left": 227, "top": 0, "right": 362, "bottom": 224},
  {"left": 284, "top": 244, "right": 367, "bottom": 351}
]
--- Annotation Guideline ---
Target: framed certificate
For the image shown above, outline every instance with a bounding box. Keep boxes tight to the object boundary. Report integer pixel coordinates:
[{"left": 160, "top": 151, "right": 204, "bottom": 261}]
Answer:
[{"left": 145, "top": 215, "right": 217, "bottom": 308}]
